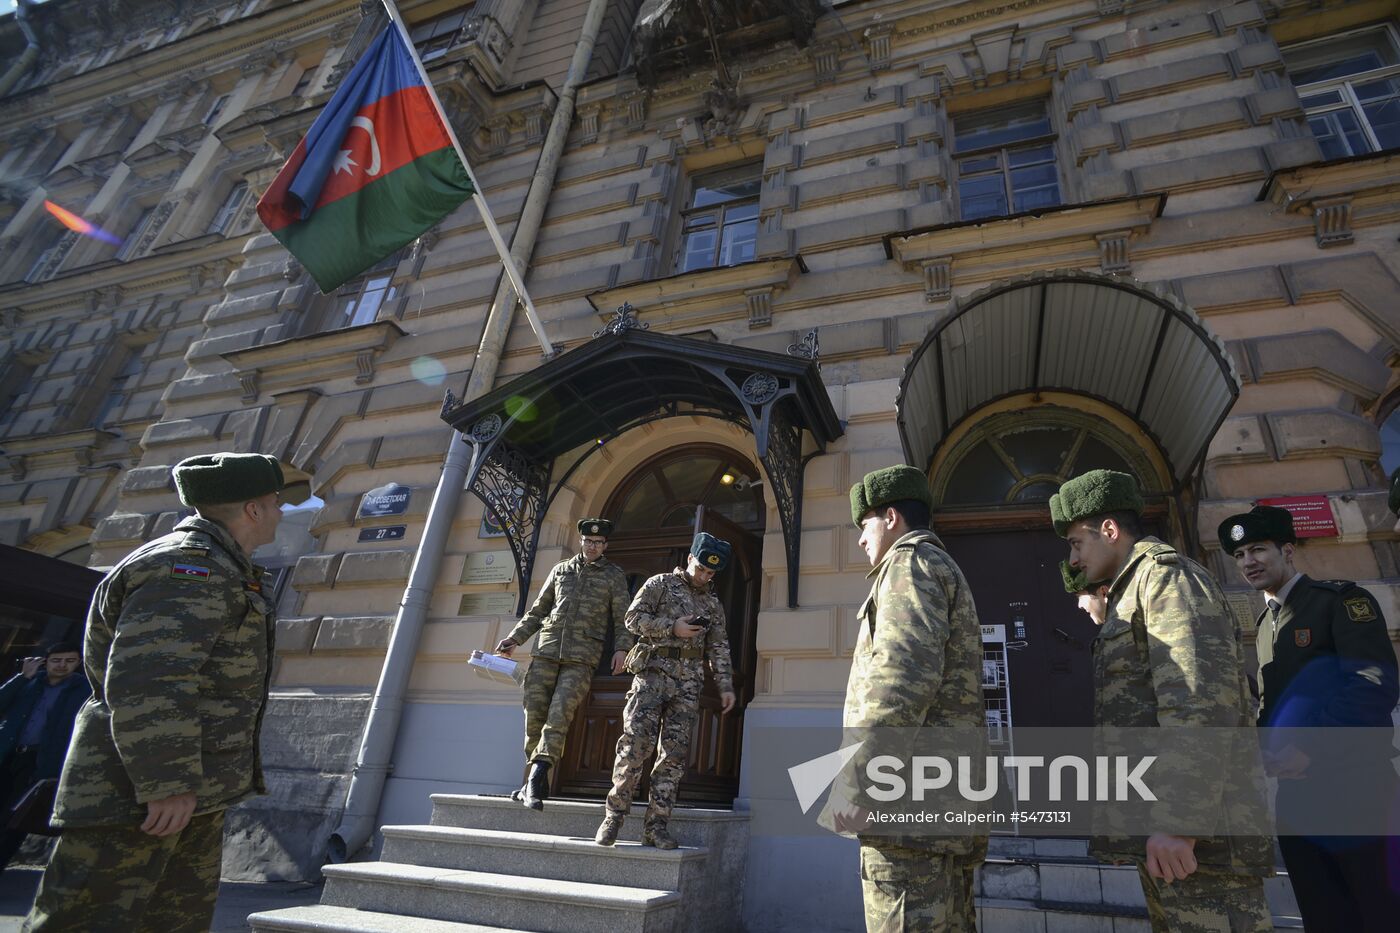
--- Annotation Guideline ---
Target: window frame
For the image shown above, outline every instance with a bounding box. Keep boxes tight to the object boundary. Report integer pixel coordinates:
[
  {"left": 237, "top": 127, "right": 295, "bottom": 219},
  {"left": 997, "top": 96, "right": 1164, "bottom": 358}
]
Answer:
[
  {"left": 1284, "top": 24, "right": 1400, "bottom": 158},
  {"left": 673, "top": 162, "right": 762, "bottom": 275},
  {"left": 116, "top": 206, "right": 157, "bottom": 262},
  {"left": 410, "top": 7, "right": 472, "bottom": 63},
  {"left": 207, "top": 181, "right": 249, "bottom": 236},
  {"left": 311, "top": 250, "right": 404, "bottom": 334},
  {"left": 951, "top": 100, "right": 1062, "bottom": 222}
]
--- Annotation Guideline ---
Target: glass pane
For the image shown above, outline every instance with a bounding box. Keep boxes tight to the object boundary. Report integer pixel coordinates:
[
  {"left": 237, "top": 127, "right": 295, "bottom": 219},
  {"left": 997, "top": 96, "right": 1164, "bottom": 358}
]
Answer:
[
  {"left": 724, "top": 201, "right": 758, "bottom": 223},
  {"left": 684, "top": 213, "right": 717, "bottom": 231},
  {"left": 1008, "top": 145, "right": 1056, "bottom": 168},
  {"left": 1285, "top": 30, "right": 1398, "bottom": 84},
  {"left": 1069, "top": 436, "right": 1135, "bottom": 477},
  {"left": 1014, "top": 481, "right": 1061, "bottom": 502},
  {"left": 997, "top": 427, "right": 1079, "bottom": 478},
  {"left": 661, "top": 457, "right": 723, "bottom": 505},
  {"left": 942, "top": 441, "right": 1016, "bottom": 504},
  {"left": 661, "top": 505, "right": 695, "bottom": 527},
  {"left": 690, "top": 166, "right": 761, "bottom": 208},
  {"left": 958, "top": 155, "right": 1001, "bottom": 174},
  {"left": 959, "top": 175, "right": 1008, "bottom": 220},
  {"left": 1358, "top": 77, "right": 1400, "bottom": 148},
  {"left": 679, "top": 229, "right": 717, "bottom": 272},
  {"left": 1309, "top": 110, "right": 1370, "bottom": 158},
  {"left": 432, "top": 12, "right": 466, "bottom": 39},
  {"left": 954, "top": 101, "right": 1051, "bottom": 153},
  {"left": 1013, "top": 185, "right": 1060, "bottom": 213},
  {"left": 619, "top": 473, "right": 666, "bottom": 528},
  {"left": 1301, "top": 90, "right": 1345, "bottom": 107},
  {"left": 704, "top": 470, "right": 760, "bottom": 525},
  {"left": 719, "top": 218, "right": 757, "bottom": 266}
]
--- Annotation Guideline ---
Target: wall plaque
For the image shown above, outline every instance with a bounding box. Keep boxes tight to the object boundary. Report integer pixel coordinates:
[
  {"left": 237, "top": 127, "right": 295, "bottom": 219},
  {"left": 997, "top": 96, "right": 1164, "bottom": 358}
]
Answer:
[
  {"left": 357, "top": 525, "right": 406, "bottom": 543},
  {"left": 359, "top": 483, "right": 411, "bottom": 518},
  {"left": 461, "top": 550, "right": 515, "bottom": 584},
  {"left": 1257, "top": 495, "right": 1338, "bottom": 538},
  {"left": 458, "top": 592, "right": 517, "bottom": 615}
]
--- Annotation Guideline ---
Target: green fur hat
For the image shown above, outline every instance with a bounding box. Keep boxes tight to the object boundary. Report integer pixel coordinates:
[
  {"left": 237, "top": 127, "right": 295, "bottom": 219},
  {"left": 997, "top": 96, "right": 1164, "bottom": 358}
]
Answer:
[
  {"left": 1050, "top": 470, "right": 1143, "bottom": 537},
  {"left": 850, "top": 465, "right": 933, "bottom": 527},
  {"left": 173, "top": 453, "right": 284, "bottom": 507}
]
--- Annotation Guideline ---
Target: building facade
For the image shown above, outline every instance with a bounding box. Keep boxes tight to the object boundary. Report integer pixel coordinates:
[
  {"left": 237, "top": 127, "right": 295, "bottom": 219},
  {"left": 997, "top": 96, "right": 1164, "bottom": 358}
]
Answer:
[{"left": 2, "top": 0, "right": 1399, "bottom": 925}]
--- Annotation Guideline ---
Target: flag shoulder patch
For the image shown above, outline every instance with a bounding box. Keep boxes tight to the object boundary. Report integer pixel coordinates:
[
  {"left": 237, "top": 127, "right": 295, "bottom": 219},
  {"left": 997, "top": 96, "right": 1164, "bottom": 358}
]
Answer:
[{"left": 171, "top": 563, "right": 211, "bottom": 581}]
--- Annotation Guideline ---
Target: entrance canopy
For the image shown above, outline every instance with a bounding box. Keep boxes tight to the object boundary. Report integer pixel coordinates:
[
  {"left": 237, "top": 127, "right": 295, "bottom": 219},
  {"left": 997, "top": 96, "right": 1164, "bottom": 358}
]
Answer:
[
  {"left": 441, "top": 322, "right": 843, "bottom": 609},
  {"left": 897, "top": 272, "right": 1240, "bottom": 490}
]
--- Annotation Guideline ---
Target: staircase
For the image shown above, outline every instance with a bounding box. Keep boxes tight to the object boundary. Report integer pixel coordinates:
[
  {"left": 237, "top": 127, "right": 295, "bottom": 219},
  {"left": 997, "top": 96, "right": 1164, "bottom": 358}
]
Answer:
[
  {"left": 248, "top": 794, "right": 750, "bottom": 933},
  {"left": 974, "top": 838, "right": 1303, "bottom": 932},
  {"left": 249, "top": 800, "right": 1303, "bottom": 932}
]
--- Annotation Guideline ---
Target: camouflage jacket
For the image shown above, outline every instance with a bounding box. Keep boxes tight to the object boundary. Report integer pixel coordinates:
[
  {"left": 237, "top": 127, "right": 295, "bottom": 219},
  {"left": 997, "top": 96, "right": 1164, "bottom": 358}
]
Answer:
[
  {"left": 843, "top": 529, "right": 987, "bottom": 853},
  {"left": 53, "top": 516, "right": 275, "bottom": 828},
  {"left": 623, "top": 569, "right": 734, "bottom": 694},
  {"left": 1092, "top": 537, "right": 1271, "bottom": 872},
  {"left": 507, "top": 554, "right": 633, "bottom": 665}
]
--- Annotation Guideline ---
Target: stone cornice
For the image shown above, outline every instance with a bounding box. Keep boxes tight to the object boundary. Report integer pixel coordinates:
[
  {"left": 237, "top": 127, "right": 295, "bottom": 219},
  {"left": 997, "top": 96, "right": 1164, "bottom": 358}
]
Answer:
[
  {"left": 884, "top": 191, "right": 1159, "bottom": 267},
  {"left": 0, "top": 427, "right": 118, "bottom": 479},
  {"left": 587, "top": 257, "right": 807, "bottom": 330},
  {"left": 220, "top": 320, "right": 407, "bottom": 400},
  {"left": 1259, "top": 152, "right": 1400, "bottom": 247}
]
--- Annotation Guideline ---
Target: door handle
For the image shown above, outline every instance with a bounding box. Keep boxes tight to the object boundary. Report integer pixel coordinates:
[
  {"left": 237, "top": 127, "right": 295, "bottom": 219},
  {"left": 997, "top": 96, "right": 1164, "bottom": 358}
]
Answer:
[{"left": 1053, "top": 627, "right": 1086, "bottom": 648}]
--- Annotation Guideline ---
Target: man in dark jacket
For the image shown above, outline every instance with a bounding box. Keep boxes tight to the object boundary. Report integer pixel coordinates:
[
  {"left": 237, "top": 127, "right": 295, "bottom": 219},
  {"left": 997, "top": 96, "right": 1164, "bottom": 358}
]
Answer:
[{"left": 0, "top": 642, "right": 90, "bottom": 870}]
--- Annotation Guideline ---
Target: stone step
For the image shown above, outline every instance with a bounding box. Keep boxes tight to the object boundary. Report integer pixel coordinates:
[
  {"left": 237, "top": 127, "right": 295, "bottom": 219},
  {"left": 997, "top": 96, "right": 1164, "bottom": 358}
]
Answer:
[
  {"left": 319, "top": 861, "right": 681, "bottom": 933},
  {"left": 428, "top": 794, "right": 745, "bottom": 847},
  {"left": 249, "top": 904, "right": 528, "bottom": 932},
  {"left": 379, "top": 824, "right": 707, "bottom": 890}
]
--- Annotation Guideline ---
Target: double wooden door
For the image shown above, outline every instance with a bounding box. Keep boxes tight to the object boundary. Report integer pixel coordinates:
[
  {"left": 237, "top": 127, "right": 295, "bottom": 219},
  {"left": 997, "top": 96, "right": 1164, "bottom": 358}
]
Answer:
[{"left": 554, "top": 510, "right": 759, "bottom": 804}]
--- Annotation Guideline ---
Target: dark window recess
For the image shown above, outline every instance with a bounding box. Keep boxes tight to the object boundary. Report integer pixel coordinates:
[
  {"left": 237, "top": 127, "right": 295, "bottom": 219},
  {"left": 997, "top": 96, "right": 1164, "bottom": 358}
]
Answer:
[
  {"left": 952, "top": 101, "right": 1061, "bottom": 221},
  {"left": 1286, "top": 27, "right": 1400, "bottom": 159},
  {"left": 316, "top": 251, "right": 402, "bottom": 332},
  {"left": 676, "top": 164, "right": 761, "bottom": 273},
  {"left": 942, "top": 424, "right": 1138, "bottom": 506},
  {"left": 410, "top": 7, "right": 470, "bottom": 62},
  {"left": 207, "top": 182, "right": 249, "bottom": 236},
  {"left": 615, "top": 453, "right": 763, "bottom": 530},
  {"left": 92, "top": 349, "right": 144, "bottom": 428}
]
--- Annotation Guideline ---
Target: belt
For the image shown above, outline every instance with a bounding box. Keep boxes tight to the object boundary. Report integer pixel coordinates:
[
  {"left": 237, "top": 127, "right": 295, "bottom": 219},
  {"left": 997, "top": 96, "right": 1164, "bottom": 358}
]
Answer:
[{"left": 650, "top": 646, "right": 703, "bottom": 660}]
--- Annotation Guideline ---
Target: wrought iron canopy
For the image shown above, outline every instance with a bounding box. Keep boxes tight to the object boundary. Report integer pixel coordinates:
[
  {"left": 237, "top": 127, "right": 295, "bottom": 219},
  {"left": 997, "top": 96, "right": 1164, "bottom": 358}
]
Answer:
[
  {"left": 896, "top": 271, "right": 1241, "bottom": 492},
  {"left": 442, "top": 329, "right": 843, "bottom": 611}
]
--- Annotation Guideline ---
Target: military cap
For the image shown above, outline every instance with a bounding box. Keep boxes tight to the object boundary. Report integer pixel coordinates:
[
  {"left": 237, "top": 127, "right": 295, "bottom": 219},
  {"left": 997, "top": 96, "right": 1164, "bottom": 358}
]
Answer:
[
  {"left": 577, "top": 518, "right": 614, "bottom": 537},
  {"left": 691, "top": 531, "right": 731, "bottom": 571},
  {"left": 173, "top": 453, "right": 284, "bottom": 507},
  {"left": 850, "top": 464, "right": 933, "bottom": 527},
  {"left": 1389, "top": 467, "right": 1400, "bottom": 515},
  {"left": 1217, "top": 505, "right": 1296, "bottom": 554},
  {"left": 1050, "top": 469, "right": 1143, "bottom": 537}
]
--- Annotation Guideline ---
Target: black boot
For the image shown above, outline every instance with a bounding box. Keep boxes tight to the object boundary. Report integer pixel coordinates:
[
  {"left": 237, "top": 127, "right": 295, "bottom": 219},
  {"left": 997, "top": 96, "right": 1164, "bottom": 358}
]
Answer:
[{"left": 521, "top": 760, "right": 550, "bottom": 811}]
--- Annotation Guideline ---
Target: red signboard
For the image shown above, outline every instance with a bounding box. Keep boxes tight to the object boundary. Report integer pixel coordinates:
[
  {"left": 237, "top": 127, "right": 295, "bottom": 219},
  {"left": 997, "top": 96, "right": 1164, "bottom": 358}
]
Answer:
[{"left": 1257, "top": 495, "right": 1338, "bottom": 538}]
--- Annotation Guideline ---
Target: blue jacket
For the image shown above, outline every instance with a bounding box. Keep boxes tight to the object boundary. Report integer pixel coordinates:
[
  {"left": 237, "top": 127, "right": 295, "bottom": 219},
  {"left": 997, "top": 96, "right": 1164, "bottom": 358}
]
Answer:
[{"left": 0, "top": 672, "right": 92, "bottom": 780}]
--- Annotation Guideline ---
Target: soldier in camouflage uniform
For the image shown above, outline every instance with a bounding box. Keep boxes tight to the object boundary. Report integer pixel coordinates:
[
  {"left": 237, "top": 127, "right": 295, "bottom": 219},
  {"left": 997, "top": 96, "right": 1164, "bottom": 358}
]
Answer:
[
  {"left": 1054, "top": 469, "right": 1273, "bottom": 933},
  {"left": 496, "top": 518, "right": 632, "bottom": 810},
  {"left": 1061, "top": 560, "right": 1110, "bottom": 626},
  {"left": 594, "top": 532, "right": 736, "bottom": 850},
  {"left": 24, "top": 453, "right": 284, "bottom": 933},
  {"left": 831, "top": 465, "right": 987, "bottom": 933}
]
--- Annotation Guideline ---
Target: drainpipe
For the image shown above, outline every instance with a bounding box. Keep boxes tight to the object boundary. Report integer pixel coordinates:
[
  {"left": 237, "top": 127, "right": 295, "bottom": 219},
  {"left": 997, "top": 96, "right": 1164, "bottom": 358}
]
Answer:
[
  {"left": 327, "top": 0, "right": 611, "bottom": 863},
  {"left": 0, "top": 0, "right": 41, "bottom": 99}
]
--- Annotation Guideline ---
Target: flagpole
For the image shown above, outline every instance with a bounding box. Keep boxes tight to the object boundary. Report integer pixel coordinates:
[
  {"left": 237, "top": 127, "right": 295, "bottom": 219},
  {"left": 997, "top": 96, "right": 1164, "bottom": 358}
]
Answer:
[{"left": 378, "top": 0, "right": 555, "bottom": 357}]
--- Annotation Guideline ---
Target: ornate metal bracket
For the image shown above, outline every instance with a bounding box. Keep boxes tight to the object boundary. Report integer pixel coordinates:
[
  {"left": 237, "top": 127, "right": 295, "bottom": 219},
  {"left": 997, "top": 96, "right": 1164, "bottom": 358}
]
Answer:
[
  {"left": 756, "top": 400, "right": 808, "bottom": 608},
  {"left": 593, "top": 302, "right": 649, "bottom": 338},
  {"left": 787, "top": 328, "right": 820, "bottom": 368},
  {"left": 464, "top": 435, "right": 553, "bottom": 615}
]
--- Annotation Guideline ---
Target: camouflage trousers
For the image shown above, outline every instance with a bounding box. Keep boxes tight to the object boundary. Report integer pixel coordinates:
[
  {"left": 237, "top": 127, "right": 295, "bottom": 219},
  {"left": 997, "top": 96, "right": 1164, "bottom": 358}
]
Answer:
[
  {"left": 859, "top": 843, "right": 980, "bottom": 933},
  {"left": 605, "top": 666, "right": 701, "bottom": 828},
  {"left": 1135, "top": 864, "right": 1272, "bottom": 933},
  {"left": 522, "top": 657, "right": 594, "bottom": 767},
  {"left": 23, "top": 809, "right": 226, "bottom": 933}
]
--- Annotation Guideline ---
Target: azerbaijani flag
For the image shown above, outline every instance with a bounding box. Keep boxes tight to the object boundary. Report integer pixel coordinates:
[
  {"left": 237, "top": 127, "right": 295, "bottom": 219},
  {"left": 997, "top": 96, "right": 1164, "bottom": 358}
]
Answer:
[{"left": 256, "top": 27, "right": 474, "bottom": 293}]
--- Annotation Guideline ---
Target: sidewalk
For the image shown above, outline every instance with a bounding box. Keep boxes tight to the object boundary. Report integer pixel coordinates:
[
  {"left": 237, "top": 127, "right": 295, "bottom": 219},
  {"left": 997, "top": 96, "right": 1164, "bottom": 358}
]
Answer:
[{"left": 0, "top": 869, "right": 323, "bottom": 931}]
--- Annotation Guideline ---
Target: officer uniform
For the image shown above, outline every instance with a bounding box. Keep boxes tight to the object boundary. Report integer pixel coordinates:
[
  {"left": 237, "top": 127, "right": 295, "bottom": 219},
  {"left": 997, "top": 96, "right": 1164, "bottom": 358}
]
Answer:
[
  {"left": 596, "top": 532, "right": 734, "bottom": 850},
  {"left": 1053, "top": 471, "right": 1274, "bottom": 933},
  {"left": 506, "top": 518, "right": 632, "bottom": 809},
  {"left": 843, "top": 466, "right": 988, "bottom": 933},
  {"left": 1219, "top": 506, "right": 1400, "bottom": 932},
  {"left": 24, "top": 453, "right": 281, "bottom": 933}
]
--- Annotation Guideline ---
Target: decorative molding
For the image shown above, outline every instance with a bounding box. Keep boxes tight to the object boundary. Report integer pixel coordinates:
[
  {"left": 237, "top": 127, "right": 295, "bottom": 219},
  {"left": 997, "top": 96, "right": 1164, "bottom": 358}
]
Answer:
[
  {"left": 354, "top": 349, "right": 377, "bottom": 384},
  {"left": 866, "top": 24, "right": 896, "bottom": 71},
  {"left": 1312, "top": 196, "right": 1353, "bottom": 248},
  {"left": 745, "top": 287, "right": 774, "bottom": 328},
  {"left": 592, "top": 302, "right": 649, "bottom": 338},
  {"left": 7, "top": 455, "right": 26, "bottom": 482},
  {"left": 624, "top": 91, "right": 648, "bottom": 125},
  {"left": 1097, "top": 0, "right": 1125, "bottom": 15},
  {"left": 578, "top": 106, "right": 601, "bottom": 143},
  {"left": 239, "top": 370, "right": 260, "bottom": 403},
  {"left": 487, "top": 118, "right": 510, "bottom": 151},
  {"left": 220, "top": 321, "right": 406, "bottom": 399},
  {"left": 588, "top": 257, "right": 805, "bottom": 325},
  {"left": 1096, "top": 230, "right": 1132, "bottom": 273},
  {"left": 811, "top": 41, "right": 841, "bottom": 83},
  {"left": 920, "top": 257, "right": 953, "bottom": 301}
]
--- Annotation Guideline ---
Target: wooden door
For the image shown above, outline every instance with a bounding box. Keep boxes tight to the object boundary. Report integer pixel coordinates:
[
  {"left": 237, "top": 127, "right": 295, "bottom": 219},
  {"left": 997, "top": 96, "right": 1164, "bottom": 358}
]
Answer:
[
  {"left": 940, "top": 528, "right": 1098, "bottom": 728},
  {"left": 555, "top": 511, "right": 761, "bottom": 805}
]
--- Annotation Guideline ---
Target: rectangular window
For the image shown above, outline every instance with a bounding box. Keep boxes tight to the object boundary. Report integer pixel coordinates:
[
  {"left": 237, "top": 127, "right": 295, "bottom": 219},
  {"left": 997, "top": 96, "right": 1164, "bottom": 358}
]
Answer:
[
  {"left": 207, "top": 182, "right": 249, "bottom": 235},
  {"left": 411, "top": 8, "right": 471, "bottom": 63},
  {"left": 204, "top": 94, "right": 231, "bottom": 127},
  {"left": 1285, "top": 26, "right": 1400, "bottom": 159},
  {"left": 676, "top": 164, "right": 761, "bottom": 274},
  {"left": 92, "top": 349, "right": 143, "bottom": 428},
  {"left": 320, "top": 252, "right": 402, "bottom": 332},
  {"left": 25, "top": 229, "right": 67, "bottom": 283},
  {"left": 952, "top": 100, "right": 1061, "bottom": 221}
]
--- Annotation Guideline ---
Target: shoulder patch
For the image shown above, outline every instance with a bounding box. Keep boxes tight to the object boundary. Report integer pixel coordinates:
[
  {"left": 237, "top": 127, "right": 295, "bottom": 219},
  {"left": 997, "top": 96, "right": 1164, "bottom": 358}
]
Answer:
[
  {"left": 1344, "top": 597, "right": 1378, "bottom": 622},
  {"left": 171, "top": 562, "right": 211, "bottom": 581}
]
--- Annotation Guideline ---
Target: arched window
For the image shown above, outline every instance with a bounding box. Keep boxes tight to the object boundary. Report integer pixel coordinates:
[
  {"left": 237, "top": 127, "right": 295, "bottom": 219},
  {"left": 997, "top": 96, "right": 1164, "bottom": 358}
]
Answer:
[
  {"left": 936, "top": 407, "right": 1160, "bottom": 507},
  {"left": 607, "top": 447, "right": 763, "bottom": 531}
]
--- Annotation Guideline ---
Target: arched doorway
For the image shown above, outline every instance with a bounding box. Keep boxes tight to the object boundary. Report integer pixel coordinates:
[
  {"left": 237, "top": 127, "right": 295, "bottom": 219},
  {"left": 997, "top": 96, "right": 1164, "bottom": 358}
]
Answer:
[
  {"left": 933, "top": 404, "right": 1169, "bottom": 728},
  {"left": 555, "top": 444, "right": 764, "bottom": 804}
]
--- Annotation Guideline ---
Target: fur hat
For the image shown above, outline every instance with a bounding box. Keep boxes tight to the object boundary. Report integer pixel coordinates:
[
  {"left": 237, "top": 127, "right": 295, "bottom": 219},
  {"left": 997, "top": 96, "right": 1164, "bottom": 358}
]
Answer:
[
  {"left": 1050, "top": 470, "right": 1143, "bottom": 537},
  {"left": 173, "top": 453, "right": 284, "bottom": 507},
  {"left": 849, "top": 464, "right": 932, "bottom": 527}
]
